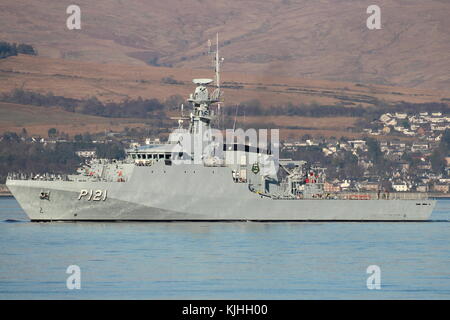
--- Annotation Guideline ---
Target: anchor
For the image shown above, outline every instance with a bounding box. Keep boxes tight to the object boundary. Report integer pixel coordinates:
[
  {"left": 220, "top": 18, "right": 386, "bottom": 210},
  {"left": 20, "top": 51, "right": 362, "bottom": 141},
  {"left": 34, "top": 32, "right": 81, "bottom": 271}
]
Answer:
[{"left": 39, "top": 191, "right": 50, "bottom": 200}]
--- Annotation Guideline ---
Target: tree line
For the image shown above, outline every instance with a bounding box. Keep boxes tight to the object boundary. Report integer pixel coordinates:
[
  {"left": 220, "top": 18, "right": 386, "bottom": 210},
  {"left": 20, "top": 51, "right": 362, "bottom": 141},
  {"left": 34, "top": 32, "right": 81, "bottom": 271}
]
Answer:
[
  {"left": 0, "top": 89, "right": 180, "bottom": 119},
  {"left": 0, "top": 41, "right": 37, "bottom": 59},
  {"left": 1, "top": 88, "right": 448, "bottom": 122},
  {"left": 224, "top": 99, "right": 449, "bottom": 119},
  {"left": 0, "top": 132, "right": 126, "bottom": 183},
  {"left": 430, "top": 129, "right": 450, "bottom": 174}
]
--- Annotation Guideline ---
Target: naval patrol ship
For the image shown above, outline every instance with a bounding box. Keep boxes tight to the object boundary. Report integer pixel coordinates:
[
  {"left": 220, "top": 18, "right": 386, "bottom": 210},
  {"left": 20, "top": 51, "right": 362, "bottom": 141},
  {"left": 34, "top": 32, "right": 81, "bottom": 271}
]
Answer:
[{"left": 6, "top": 38, "right": 435, "bottom": 221}]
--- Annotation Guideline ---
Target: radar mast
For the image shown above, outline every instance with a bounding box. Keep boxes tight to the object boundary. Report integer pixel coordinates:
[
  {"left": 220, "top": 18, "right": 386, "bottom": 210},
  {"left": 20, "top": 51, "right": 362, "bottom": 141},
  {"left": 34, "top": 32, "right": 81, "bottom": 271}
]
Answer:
[{"left": 186, "top": 33, "right": 223, "bottom": 135}]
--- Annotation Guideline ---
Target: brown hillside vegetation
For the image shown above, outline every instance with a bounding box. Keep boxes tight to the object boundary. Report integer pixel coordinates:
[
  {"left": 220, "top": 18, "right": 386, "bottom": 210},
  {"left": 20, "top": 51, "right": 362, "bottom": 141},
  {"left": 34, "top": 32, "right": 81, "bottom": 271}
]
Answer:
[
  {"left": 0, "top": 54, "right": 449, "bottom": 139},
  {"left": 1, "top": 55, "right": 449, "bottom": 108},
  {"left": 0, "top": 0, "right": 449, "bottom": 90},
  {"left": 0, "top": 101, "right": 362, "bottom": 139},
  {"left": 0, "top": 102, "right": 148, "bottom": 137}
]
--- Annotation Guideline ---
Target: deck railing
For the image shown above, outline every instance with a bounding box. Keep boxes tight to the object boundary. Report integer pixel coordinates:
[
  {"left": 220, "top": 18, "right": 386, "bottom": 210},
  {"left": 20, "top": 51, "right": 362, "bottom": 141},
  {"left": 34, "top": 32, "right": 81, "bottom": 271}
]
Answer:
[
  {"left": 335, "top": 192, "right": 430, "bottom": 200},
  {"left": 7, "top": 172, "right": 70, "bottom": 181},
  {"left": 269, "top": 184, "right": 431, "bottom": 200}
]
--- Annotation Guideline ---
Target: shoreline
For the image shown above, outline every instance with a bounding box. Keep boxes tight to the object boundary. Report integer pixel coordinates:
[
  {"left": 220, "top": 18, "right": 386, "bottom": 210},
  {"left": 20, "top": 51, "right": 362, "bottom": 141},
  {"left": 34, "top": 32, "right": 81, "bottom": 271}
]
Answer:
[
  {"left": 0, "top": 184, "right": 11, "bottom": 197},
  {"left": 432, "top": 194, "right": 450, "bottom": 199}
]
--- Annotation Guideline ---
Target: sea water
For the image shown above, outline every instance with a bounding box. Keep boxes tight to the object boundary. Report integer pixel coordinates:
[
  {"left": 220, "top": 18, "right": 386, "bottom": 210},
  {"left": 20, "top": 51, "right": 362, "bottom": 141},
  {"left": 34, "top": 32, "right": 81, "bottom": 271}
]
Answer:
[{"left": 0, "top": 197, "right": 449, "bottom": 299}]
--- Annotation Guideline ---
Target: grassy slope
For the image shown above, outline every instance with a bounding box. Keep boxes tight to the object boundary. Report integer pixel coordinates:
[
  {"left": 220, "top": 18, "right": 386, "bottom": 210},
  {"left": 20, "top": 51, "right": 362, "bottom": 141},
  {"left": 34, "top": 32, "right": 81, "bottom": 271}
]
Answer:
[
  {"left": 0, "top": 55, "right": 449, "bottom": 139},
  {"left": 0, "top": 101, "right": 148, "bottom": 137},
  {"left": 0, "top": 0, "right": 449, "bottom": 90},
  {"left": 1, "top": 55, "right": 449, "bottom": 107}
]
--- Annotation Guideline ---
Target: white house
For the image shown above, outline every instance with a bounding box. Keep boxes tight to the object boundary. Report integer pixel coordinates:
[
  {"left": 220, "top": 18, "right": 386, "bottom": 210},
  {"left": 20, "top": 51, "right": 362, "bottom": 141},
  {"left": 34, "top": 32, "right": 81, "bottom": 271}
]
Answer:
[{"left": 392, "top": 183, "right": 410, "bottom": 192}]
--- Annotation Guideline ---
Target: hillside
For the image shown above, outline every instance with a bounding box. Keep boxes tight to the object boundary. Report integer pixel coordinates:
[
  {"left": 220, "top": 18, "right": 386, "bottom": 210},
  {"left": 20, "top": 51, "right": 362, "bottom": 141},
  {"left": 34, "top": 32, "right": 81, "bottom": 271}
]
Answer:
[
  {"left": 0, "top": 101, "right": 149, "bottom": 137},
  {"left": 1, "top": 55, "right": 449, "bottom": 139},
  {"left": 0, "top": 0, "right": 449, "bottom": 90},
  {"left": 0, "top": 100, "right": 367, "bottom": 139},
  {"left": 1, "top": 55, "right": 449, "bottom": 108}
]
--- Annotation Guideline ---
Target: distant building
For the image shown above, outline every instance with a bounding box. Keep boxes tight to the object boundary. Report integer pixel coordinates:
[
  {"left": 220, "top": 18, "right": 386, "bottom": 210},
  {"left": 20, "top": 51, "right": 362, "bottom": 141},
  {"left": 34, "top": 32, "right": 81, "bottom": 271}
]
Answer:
[
  {"left": 416, "top": 185, "right": 429, "bottom": 193},
  {"left": 445, "top": 157, "right": 450, "bottom": 166},
  {"left": 323, "top": 182, "right": 340, "bottom": 192},
  {"left": 76, "top": 150, "right": 96, "bottom": 158},
  {"left": 392, "top": 183, "right": 409, "bottom": 192},
  {"left": 433, "top": 184, "right": 449, "bottom": 193},
  {"left": 359, "top": 182, "right": 379, "bottom": 192},
  {"left": 395, "top": 112, "right": 408, "bottom": 119},
  {"left": 340, "top": 180, "right": 352, "bottom": 191},
  {"left": 348, "top": 140, "right": 366, "bottom": 150}
]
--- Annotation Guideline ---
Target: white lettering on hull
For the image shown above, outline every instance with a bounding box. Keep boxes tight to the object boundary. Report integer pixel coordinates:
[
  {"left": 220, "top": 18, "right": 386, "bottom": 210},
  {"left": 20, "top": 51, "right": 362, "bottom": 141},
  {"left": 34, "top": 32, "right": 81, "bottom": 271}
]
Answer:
[{"left": 78, "top": 189, "right": 107, "bottom": 201}]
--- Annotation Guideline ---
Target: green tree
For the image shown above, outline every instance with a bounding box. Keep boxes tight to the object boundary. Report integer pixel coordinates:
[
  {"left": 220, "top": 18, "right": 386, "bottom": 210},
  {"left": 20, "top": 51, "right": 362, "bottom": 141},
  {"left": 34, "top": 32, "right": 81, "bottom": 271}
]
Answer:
[
  {"left": 430, "top": 129, "right": 450, "bottom": 174},
  {"left": 17, "top": 43, "right": 36, "bottom": 55},
  {"left": 95, "top": 143, "right": 125, "bottom": 159},
  {"left": 74, "top": 134, "right": 83, "bottom": 142},
  {"left": 48, "top": 128, "right": 57, "bottom": 138},
  {"left": 20, "top": 128, "right": 28, "bottom": 137},
  {"left": 430, "top": 149, "right": 445, "bottom": 173},
  {"left": 365, "top": 137, "right": 383, "bottom": 165}
]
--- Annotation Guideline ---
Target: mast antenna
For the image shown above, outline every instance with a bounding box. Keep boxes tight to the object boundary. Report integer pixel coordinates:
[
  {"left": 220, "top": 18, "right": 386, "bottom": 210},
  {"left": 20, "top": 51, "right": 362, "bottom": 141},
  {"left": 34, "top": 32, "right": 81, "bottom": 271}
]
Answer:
[
  {"left": 233, "top": 104, "right": 239, "bottom": 131},
  {"left": 215, "top": 33, "right": 220, "bottom": 88},
  {"left": 211, "top": 32, "right": 224, "bottom": 91}
]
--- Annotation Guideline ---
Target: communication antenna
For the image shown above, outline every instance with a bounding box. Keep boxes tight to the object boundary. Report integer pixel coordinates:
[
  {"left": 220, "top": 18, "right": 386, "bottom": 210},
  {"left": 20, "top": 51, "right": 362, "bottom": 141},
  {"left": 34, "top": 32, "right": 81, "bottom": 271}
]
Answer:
[
  {"left": 208, "top": 33, "right": 225, "bottom": 129},
  {"left": 233, "top": 104, "right": 239, "bottom": 131},
  {"left": 214, "top": 33, "right": 224, "bottom": 89}
]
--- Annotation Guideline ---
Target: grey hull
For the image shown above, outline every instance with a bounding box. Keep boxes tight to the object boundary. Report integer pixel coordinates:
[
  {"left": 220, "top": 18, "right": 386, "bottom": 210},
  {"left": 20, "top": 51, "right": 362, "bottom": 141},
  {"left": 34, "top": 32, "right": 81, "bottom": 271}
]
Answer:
[{"left": 6, "top": 164, "right": 435, "bottom": 221}]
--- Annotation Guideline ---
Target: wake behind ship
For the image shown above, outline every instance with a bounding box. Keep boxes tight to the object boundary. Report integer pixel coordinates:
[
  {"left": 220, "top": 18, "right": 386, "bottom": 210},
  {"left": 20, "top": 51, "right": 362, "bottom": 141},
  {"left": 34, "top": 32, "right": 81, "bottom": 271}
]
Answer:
[{"left": 6, "top": 38, "right": 435, "bottom": 222}]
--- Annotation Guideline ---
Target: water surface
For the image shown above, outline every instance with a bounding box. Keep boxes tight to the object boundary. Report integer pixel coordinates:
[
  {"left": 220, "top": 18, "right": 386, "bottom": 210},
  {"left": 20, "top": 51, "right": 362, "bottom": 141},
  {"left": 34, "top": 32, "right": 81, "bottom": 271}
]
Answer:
[{"left": 0, "top": 197, "right": 449, "bottom": 299}]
